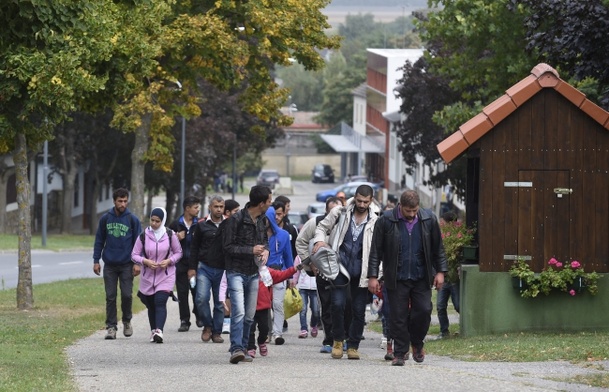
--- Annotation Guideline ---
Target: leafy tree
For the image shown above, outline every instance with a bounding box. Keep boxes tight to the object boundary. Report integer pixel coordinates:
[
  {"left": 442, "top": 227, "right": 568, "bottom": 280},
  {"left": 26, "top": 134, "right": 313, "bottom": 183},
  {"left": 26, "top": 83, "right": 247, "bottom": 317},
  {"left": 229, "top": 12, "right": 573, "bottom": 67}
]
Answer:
[
  {"left": 394, "top": 0, "right": 537, "bottom": 196},
  {"left": 0, "top": 1, "right": 125, "bottom": 309},
  {"left": 316, "top": 67, "right": 365, "bottom": 127},
  {"left": 393, "top": 57, "right": 464, "bottom": 194},
  {"left": 516, "top": 0, "right": 609, "bottom": 107},
  {"left": 276, "top": 63, "right": 324, "bottom": 112}
]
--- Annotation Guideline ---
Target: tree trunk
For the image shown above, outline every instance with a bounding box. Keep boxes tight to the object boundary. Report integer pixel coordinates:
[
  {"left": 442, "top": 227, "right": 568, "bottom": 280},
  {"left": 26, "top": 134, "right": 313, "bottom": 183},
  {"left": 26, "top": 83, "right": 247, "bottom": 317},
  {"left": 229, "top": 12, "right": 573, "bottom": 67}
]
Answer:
[
  {"left": 13, "top": 133, "right": 33, "bottom": 310},
  {"left": 0, "top": 158, "right": 14, "bottom": 234},
  {"left": 61, "top": 167, "right": 77, "bottom": 234},
  {"left": 59, "top": 140, "right": 78, "bottom": 234},
  {"left": 130, "top": 114, "right": 150, "bottom": 222}
]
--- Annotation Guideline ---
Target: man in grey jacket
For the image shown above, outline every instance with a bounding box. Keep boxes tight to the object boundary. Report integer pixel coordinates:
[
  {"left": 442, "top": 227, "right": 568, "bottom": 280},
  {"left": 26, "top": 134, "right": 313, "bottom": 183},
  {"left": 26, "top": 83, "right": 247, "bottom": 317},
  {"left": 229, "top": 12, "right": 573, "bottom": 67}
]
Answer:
[
  {"left": 311, "top": 185, "right": 380, "bottom": 360},
  {"left": 368, "top": 190, "right": 447, "bottom": 366}
]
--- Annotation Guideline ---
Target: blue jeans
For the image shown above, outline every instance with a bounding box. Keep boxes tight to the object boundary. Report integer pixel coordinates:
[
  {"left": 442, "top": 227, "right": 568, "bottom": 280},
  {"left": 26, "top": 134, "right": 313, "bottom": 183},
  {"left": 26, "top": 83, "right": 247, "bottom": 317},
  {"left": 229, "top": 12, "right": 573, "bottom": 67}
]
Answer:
[
  {"left": 227, "top": 270, "right": 259, "bottom": 354},
  {"left": 103, "top": 263, "right": 134, "bottom": 329},
  {"left": 330, "top": 276, "right": 368, "bottom": 349},
  {"left": 195, "top": 262, "right": 225, "bottom": 335},
  {"left": 299, "top": 289, "right": 320, "bottom": 331},
  {"left": 437, "top": 281, "right": 460, "bottom": 335}
]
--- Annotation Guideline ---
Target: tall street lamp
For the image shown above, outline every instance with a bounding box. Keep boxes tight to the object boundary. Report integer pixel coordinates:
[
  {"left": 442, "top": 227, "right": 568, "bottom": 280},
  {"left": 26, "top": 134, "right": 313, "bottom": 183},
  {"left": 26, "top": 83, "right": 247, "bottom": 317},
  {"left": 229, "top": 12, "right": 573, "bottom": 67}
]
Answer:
[{"left": 176, "top": 81, "right": 185, "bottom": 210}]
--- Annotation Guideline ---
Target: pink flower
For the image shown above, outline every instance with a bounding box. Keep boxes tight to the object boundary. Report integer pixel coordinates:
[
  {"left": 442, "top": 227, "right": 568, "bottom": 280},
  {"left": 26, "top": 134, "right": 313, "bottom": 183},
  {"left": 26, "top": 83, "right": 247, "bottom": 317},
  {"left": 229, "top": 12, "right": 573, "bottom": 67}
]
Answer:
[
  {"left": 556, "top": 262, "right": 563, "bottom": 268},
  {"left": 548, "top": 257, "right": 558, "bottom": 265},
  {"left": 571, "top": 261, "right": 581, "bottom": 269},
  {"left": 457, "top": 233, "right": 463, "bottom": 238},
  {"left": 569, "top": 289, "right": 576, "bottom": 296}
]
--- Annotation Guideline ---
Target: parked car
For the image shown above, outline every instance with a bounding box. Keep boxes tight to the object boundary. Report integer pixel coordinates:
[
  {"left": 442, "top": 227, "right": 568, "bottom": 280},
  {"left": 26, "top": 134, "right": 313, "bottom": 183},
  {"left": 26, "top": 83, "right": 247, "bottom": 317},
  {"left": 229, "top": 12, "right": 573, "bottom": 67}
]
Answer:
[
  {"left": 306, "top": 202, "right": 326, "bottom": 219},
  {"left": 343, "top": 174, "right": 368, "bottom": 183},
  {"left": 287, "top": 211, "right": 308, "bottom": 231},
  {"left": 256, "top": 169, "right": 280, "bottom": 188},
  {"left": 315, "top": 181, "right": 381, "bottom": 202},
  {"left": 311, "top": 164, "right": 335, "bottom": 183}
]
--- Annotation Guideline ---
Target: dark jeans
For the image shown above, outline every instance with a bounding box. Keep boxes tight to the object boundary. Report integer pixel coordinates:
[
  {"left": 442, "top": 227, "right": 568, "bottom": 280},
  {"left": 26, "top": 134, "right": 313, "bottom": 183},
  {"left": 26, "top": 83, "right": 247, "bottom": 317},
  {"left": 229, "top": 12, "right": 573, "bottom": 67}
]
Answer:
[
  {"left": 380, "top": 284, "right": 390, "bottom": 339},
  {"left": 175, "top": 261, "right": 199, "bottom": 325},
  {"left": 138, "top": 291, "right": 171, "bottom": 331},
  {"left": 317, "top": 275, "right": 351, "bottom": 346},
  {"left": 316, "top": 276, "right": 334, "bottom": 346},
  {"left": 248, "top": 308, "right": 271, "bottom": 350},
  {"left": 388, "top": 279, "right": 432, "bottom": 358},
  {"left": 437, "top": 282, "right": 460, "bottom": 335},
  {"left": 103, "top": 263, "right": 134, "bottom": 329},
  {"left": 330, "top": 275, "right": 366, "bottom": 349}
]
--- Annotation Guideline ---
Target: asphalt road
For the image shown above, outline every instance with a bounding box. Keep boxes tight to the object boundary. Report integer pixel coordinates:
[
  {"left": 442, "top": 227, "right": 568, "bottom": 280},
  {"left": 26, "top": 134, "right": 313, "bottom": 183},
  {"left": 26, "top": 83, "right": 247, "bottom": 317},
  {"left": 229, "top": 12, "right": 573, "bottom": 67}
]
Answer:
[
  {"left": 0, "top": 180, "right": 336, "bottom": 291},
  {"left": 0, "top": 250, "right": 92, "bottom": 290}
]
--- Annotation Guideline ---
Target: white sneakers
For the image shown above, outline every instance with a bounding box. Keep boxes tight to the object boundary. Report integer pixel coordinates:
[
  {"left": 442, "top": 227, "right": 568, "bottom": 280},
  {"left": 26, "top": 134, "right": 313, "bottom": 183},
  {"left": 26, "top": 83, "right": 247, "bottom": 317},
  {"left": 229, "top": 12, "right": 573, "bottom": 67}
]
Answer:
[{"left": 150, "top": 329, "right": 163, "bottom": 343}]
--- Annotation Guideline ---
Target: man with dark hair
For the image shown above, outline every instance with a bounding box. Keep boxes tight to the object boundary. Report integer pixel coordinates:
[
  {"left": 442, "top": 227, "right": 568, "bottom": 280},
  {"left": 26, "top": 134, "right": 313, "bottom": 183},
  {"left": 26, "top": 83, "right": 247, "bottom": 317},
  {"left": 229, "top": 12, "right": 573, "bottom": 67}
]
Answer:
[
  {"left": 224, "top": 199, "right": 240, "bottom": 217},
  {"left": 312, "top": 184, "right": 380, "bottom": 360},
  {"left": 188, "top": 195, "right": 226, "bottom": 343},
  {"left": 224, "top": 185, "right": 272, "bottom": 364},
  {"left": 368, "top": 190, "right": 447, "bottom": 366},
  {"left": 93, "top": 188, "right": 142, "bottom": 340},
  {"left": 169, "top": 195, "right": 202, "bottom": 332}
]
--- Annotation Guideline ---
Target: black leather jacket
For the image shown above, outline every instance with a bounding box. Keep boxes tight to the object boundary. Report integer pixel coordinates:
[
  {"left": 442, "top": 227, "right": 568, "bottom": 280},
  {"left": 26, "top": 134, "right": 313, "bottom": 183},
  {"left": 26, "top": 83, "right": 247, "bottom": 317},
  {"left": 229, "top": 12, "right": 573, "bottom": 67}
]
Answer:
[
  {"left": 368, "top": 206, "right": 447, "bottom": 289},
  {"left": 188, "top": 217, "right": 222, "bottom": 270},
  {"left": 223, "top": 205, "right": 269, "bottom": 276}
]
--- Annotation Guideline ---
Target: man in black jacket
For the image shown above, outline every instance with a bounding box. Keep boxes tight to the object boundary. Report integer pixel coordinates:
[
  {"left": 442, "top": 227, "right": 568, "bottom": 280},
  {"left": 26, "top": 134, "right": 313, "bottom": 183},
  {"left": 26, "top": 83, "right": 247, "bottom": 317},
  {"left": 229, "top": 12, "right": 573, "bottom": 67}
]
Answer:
[
  {"left": 169, "top": 195, "right": 201, "bottom": 332},
  {"left": 224, "top": 185, "right": 271, "bottom": 364},
  {"left": 188, "top": 195, "right": 226, "bottom": 344},
  {"left": 368, "top": 190, "right": 447, "bottom": 366}
]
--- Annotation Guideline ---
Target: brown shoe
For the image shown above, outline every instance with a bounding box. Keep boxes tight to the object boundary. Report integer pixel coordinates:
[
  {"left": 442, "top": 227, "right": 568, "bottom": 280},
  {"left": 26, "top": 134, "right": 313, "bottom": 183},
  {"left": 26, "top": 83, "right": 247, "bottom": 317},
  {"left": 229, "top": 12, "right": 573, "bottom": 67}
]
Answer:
[
  {"left": 211, "top": 333, "right": 224, "bottom": 343},
  {"left": 201, "top": 326, "right": 212, "bottom": 342},
  {"left": 347, "top": 348, "right": 360, "bottom": 360}
]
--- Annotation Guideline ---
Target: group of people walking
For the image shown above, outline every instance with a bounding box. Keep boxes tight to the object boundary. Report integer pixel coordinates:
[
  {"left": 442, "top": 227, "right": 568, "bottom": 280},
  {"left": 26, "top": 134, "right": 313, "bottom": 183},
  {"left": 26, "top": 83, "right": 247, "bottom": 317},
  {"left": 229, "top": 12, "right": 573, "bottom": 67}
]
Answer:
[{"left": 93, "top": 183, "right": 448, "bottom": 366}]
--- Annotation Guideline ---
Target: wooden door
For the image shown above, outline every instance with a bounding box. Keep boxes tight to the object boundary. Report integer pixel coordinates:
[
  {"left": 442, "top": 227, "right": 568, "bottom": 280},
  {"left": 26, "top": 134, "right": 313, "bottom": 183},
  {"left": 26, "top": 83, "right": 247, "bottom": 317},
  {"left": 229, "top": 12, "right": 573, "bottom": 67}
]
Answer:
[{"left": 516, "top": 170, "right": 571, "bottom": 271}]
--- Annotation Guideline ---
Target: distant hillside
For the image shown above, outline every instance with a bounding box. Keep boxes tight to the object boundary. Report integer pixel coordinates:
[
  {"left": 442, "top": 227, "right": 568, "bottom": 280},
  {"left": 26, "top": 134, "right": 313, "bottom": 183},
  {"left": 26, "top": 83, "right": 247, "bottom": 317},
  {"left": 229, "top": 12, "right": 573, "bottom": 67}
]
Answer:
[{"left": 328, "top": 0, "right": 428, "bottom": 7}]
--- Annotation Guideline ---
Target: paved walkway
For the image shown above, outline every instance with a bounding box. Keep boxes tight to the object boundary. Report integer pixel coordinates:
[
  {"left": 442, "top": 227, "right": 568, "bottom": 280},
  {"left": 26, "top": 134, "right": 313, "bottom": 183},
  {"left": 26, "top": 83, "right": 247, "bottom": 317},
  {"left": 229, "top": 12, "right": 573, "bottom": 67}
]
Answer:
[{"left": 67, "top": 298, "right": 608, "bottom": 392}]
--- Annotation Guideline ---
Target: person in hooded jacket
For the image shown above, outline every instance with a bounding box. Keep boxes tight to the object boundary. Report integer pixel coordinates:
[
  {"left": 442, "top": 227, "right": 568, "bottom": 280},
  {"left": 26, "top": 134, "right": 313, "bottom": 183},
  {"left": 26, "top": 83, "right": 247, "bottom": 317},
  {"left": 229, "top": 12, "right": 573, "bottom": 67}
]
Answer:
[
  {"left": 132, "top": 207, "right": 183, "bottom": 343},
  {"left": 265, "top": 203, "right": 294, "bottom": 345}
]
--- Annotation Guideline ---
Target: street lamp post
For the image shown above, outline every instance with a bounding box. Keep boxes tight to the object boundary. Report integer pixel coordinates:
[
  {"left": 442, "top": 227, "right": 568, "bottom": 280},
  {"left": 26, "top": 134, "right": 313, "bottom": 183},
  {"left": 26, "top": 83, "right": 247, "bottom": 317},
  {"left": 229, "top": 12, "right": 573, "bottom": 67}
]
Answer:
[
  {"left": 176, "top": 81, "right": 185, "bottom": 210},
  {"left": 232, "top": 134, "right": 236, "bottom": 200}
]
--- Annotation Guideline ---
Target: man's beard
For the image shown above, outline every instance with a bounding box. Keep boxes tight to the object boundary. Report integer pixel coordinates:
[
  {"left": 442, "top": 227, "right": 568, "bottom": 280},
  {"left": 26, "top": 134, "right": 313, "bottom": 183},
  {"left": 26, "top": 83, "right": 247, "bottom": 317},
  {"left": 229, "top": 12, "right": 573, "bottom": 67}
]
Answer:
[{"left": 355, "top": 205, "right": 367, "bottom": 214}]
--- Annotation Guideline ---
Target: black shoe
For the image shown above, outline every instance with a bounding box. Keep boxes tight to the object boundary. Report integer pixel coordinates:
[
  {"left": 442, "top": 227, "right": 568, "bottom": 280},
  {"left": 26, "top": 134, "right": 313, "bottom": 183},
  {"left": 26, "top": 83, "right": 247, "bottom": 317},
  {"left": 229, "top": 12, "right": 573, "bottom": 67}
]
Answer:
[
  {"left": 196, "top": 319, "right": 204, "bottom": 328},
  {"left": 178, "top": 321, "right": 190, "bottom": 332},
  {"left": 412, "top": 346, "right": 425, "bottom": 363},
  {"left": 391, "top": 356, "right": 405, "bottom": 366}
]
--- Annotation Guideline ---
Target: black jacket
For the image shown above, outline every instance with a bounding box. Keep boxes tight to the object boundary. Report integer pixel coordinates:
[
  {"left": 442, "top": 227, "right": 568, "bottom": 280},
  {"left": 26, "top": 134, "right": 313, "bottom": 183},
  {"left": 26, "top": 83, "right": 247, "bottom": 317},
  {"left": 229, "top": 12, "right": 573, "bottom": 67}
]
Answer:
[
  {"left": 368, "top": 206, "right": 447, "bottom": 289},
  {"left": 188, "top": 218, "right": 223, "bottom": 270},
  {"left": 223, "top": 205, "right": 269, "bottom": 276},
  {"left": 168, "top": 216, "right": 198, "bottom": 264}
]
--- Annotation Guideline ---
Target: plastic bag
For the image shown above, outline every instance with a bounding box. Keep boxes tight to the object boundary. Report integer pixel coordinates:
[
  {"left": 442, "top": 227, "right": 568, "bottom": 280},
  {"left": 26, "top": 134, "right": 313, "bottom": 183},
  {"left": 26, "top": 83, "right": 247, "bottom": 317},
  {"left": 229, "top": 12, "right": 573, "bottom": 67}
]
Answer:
[{"left": 283, "top": 287, "right": 303, "bottom": 320}]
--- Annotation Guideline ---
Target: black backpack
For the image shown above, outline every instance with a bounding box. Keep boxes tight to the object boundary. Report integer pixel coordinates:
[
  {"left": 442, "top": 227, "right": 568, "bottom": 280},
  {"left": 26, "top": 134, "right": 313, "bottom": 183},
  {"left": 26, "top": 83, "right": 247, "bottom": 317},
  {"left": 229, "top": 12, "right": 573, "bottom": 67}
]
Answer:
[{"left": 139, "top": 228, "right": 174, "bottom": 259}]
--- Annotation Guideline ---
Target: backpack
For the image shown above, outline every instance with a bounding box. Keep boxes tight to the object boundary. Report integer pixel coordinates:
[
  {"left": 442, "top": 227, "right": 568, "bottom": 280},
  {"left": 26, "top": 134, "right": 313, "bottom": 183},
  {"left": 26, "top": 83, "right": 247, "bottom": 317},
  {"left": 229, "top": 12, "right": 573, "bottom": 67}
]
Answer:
[{"left": 139, "top": 228, "right": 174, "bottom": 259}]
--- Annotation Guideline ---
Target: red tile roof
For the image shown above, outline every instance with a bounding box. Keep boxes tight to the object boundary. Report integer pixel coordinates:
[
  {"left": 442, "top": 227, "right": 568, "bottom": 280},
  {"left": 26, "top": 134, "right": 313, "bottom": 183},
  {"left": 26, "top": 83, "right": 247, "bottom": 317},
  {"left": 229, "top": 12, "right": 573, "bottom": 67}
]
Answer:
[{"left": 437, "top": 63, "right": 609, "bottom": 163}]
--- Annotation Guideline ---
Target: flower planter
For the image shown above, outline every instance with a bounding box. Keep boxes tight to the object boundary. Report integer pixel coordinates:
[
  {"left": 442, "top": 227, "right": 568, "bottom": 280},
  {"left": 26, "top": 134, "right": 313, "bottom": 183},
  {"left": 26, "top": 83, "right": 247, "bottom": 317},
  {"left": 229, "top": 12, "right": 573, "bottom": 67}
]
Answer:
[
  {"left": 462, "top": 244, "right": 479, "bottom": 263},
  {"left": 569, "top": 276, "right": 587, "bottom": 293},
  {"left": 511, "top": 277, "right": 529, "bottom": 291}
]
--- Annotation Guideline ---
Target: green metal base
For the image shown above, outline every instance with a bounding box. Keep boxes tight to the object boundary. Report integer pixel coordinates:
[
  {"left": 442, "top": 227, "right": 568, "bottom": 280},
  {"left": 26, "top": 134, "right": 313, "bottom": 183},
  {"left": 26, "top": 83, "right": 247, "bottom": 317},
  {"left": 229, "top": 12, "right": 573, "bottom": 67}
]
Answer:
[{"left": 460, "top": 265, "right": 609, "bottom": 337}]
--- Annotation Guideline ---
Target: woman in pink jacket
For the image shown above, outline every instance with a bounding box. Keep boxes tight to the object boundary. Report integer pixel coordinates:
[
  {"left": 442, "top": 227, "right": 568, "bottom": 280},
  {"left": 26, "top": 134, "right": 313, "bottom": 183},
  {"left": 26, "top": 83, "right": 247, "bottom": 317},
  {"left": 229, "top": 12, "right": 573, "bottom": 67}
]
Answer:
[{"left": 132, "top": 207, "right": 183, "bottom": 343}]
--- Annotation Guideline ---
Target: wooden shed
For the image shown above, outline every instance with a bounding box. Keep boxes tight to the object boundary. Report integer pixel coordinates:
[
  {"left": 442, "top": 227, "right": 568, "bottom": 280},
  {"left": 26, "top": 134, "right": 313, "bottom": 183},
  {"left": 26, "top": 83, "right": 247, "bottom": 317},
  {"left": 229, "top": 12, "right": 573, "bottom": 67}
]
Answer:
[
  {"left": 436, "top": 64, "right": 609, "bottom": 336},
  {"left": 438, "top": 63, "right": 609, "bottom": 274}
]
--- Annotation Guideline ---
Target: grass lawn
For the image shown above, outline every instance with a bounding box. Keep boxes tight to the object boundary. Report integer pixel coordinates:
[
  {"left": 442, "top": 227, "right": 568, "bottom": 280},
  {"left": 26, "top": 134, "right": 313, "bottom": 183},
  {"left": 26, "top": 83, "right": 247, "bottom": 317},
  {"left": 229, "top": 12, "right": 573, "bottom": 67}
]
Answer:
[
  {"left": 0, "top": 278, "right": 144, "bottom": 391},
  {"left": 0, "top": 234, "right": 95, "bottom": 252}
]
